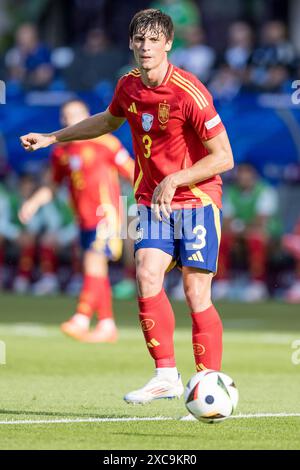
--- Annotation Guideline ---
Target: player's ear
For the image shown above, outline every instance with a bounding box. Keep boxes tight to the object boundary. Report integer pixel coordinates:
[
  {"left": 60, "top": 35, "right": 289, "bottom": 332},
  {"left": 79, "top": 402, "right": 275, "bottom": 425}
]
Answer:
[
  {"left": 165, "top": 40, "right": 173, "bottom": 52},
  {"left": 129, "top": 38, "right": 133, "bottom": 50}
]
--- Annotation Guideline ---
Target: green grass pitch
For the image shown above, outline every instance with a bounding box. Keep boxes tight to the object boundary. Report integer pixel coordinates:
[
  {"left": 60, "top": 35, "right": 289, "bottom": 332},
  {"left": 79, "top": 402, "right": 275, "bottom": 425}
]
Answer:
[{"left": 0, "top": 293, "right": 299, "bottom": 449}]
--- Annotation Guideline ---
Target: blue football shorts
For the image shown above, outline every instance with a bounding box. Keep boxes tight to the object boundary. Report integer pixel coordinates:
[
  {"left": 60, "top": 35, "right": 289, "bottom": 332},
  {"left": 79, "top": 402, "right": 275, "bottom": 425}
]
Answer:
[
  {"left": 134, "top": 204, "right": 222, "bottom": 273},
  {"left": 80, "top": 224, "right": 122, "bottom": 261}
]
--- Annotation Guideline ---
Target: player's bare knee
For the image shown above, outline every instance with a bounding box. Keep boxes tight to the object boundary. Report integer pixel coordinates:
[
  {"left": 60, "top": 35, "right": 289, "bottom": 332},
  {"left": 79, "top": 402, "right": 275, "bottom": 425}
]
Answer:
[
  {"left": 84, "top": 250, "right": 107, "bottom": 277},
  {"left": 184, "top": 283, "right": 212, "bottom": 312},
  {"left": 136, "top": 266, "right": 162, "bottom": 297}
]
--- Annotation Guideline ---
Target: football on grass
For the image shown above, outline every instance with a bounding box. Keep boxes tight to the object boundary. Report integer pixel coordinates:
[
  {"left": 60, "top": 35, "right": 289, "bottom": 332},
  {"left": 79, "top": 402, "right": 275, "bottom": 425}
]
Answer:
[{"left": 184, "top": 369, "right": 238, "bottom": 423}]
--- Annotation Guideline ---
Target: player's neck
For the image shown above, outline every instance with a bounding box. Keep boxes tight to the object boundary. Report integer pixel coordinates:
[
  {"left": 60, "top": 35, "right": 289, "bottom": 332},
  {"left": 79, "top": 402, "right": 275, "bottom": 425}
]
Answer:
[{"left": 139, "top": 59, "right": 170, "bottom": 88}]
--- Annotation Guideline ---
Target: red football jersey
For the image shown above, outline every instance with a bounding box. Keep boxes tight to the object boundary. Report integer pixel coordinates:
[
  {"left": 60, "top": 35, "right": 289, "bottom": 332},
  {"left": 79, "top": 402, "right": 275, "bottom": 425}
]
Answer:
[
  {"left": 109, "top": 64, "right": 226, "bottom": 208},
  {"left": 51, "top": 135, "right": 133, "bottom": 229}
]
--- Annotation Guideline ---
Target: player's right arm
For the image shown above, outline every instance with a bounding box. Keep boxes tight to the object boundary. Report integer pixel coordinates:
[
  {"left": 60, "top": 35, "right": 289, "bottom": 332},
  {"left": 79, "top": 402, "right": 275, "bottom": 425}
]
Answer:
[
  {"left": 18, "top": 184, "right": 57, "bottom": 224},
  {"left": 20, "top": 109, "right": 126, "bottom": 152}
]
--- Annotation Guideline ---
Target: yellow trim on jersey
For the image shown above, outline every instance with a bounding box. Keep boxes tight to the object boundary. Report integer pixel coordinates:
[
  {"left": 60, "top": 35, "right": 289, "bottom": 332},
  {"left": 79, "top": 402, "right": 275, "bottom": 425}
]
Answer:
[
  {"left": 170, "top": 77, "right": 207, "bottom": 111},
  {"left": 189, "top": 184, "right": 214, "bottom": 207},
  {"left": 126, "top": 68, "right": 140, "bottom": 74},
  {"left": 173, "top": 71, "right": 209, "bottom": 107},
  {"left": 164, "top": 64, "right": 174, "bottom": 85},
  {"left": 125, "top": 68, "right": 141, "bottom": 78},
  {"left": 134, "top": 155, "right": 143, "bottom": 195},
  {"left": 128, "top": 72, "right": 141, "bottom": 78},
  {"left": 172, "top": 74, "right": 207, "bottom": 108}
]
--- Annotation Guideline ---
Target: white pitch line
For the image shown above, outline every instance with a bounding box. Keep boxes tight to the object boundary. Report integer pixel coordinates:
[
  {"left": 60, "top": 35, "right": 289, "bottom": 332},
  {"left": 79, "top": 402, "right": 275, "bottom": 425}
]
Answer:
[
  {"left": 231, "top": 413, "right": 300, "bottom": 419},
  {"left": 0, "top": 413, "right": 299, "bottom": 425},
  {"left": 0, "top": 416, "right": 173, "bottom": 425}
]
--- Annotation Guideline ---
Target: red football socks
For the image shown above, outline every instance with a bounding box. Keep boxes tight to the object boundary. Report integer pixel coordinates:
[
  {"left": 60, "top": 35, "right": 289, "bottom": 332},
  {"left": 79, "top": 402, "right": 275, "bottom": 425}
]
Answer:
[
  {"left": 96, "top": 276, "right": 113, "bottom": 320},
  {"left": 76, "top": 274, "right": 113, "bottom": 320},
  {"left": 18, "top": 244, "right": 35, "bottom": 278},
  {"left": 191, "top": 305, "right": 223, "bottom": 372},
  {"left": 39, "top": 244, "right": 57, "bottom": 274},
  {"left": 138, "top": 289, "right": 176, "bottom": 368},
  {"left": 246, "top": 233, "right": 267, "bottom": 281}
]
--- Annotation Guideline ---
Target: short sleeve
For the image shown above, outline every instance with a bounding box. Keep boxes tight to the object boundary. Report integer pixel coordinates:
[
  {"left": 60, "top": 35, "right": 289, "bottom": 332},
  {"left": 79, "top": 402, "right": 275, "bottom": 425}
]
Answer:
[
  {"left": 108, "top": 77, "right": 126, "bottom": 118},
  {"left": 113, "top": 147, "right": 134, "bottom": 181},
  {"left": 183, "top": 79, "right": 225, "bottom": 141}
]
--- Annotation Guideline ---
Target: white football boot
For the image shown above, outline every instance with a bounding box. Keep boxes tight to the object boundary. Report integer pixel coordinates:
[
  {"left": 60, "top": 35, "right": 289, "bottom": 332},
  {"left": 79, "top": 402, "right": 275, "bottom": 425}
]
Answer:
[{"left": 124, "top": 373, "right": 184, "bottom": 404}]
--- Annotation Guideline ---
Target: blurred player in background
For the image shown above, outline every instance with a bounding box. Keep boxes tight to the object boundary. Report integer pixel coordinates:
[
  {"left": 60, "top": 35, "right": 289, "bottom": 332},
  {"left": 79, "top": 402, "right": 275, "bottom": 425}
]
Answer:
[
  {"left": 20, "top": 10, "right": 233, "bottom": 402},
  {"left": 20, "top": 99, "right": 134, "bottom": 342},
  {"left": 0, "top": 173, "right": 72, "bottom": 295}
]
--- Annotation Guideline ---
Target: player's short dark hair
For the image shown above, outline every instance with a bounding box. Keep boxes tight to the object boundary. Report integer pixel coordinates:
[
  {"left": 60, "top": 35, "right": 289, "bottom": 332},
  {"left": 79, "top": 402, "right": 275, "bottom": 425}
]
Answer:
[
  {"left": 61, "top": 99, "right": 90, "bottom": 113},
  {"left": 129, "top": 9, "right": 174, "bottom": 42}
]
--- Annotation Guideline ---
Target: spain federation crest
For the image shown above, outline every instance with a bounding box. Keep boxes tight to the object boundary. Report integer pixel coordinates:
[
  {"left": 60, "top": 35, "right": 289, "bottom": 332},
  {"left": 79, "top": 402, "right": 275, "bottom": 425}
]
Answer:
[
  {"left": 158, "top": 102, "right": 170, "bottom": 125},
  {"left": 142, "top": 113, "right": 154, "bottom": 132},
  {"left": 69, "top": 155, "right": 82, "bottom": 170}
]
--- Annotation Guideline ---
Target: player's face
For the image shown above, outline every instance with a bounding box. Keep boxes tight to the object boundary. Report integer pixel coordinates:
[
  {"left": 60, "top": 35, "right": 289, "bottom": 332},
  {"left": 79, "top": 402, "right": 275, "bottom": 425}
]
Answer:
[
  {"left": 130, "top": 29, "right": 172, "bottom": 71},
  {"left": 61, "top": 102, "right": 90, "bottom": 127}
]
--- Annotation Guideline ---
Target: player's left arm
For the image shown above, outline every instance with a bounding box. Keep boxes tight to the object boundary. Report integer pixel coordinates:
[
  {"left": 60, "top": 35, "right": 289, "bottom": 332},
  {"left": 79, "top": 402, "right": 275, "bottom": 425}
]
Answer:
[
  {"left": 172, "top": 130, "right": 234, "bottom": 187},
  {"left": 152, "top": 131, "right": 233, "bottom": 220},
  {"left": 114, "top": 148, "right": 135, "bottom": 186}
]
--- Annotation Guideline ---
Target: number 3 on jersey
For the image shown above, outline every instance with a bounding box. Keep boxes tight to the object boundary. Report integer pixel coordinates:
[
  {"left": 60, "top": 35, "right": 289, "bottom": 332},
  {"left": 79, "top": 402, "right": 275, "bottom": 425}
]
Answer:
[{"left": 142, "top": 134, "right": 152, "bottom": 158}]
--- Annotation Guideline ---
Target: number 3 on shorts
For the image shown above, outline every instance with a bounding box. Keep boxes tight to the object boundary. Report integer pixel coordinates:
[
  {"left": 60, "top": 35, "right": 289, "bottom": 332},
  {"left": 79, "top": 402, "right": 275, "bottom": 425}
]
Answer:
[{"left": 192, "top": 225, "right": 207, "bottom": 250}]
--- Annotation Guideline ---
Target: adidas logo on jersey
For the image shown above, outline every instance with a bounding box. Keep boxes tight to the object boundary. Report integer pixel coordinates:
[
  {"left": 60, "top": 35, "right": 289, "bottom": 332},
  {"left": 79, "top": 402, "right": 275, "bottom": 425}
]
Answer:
[
  {"left": 188, "top": 251, "right": 204, "bottom": 262},
  {"left": 128, "top": 102, "right": 137, "bottom": 114}
]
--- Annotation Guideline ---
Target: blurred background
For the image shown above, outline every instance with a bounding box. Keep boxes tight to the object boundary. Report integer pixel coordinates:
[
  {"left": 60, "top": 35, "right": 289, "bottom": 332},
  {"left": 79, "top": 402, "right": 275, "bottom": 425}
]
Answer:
[{"left": 0, "top": 0, "right": 300, "bottom": 303}]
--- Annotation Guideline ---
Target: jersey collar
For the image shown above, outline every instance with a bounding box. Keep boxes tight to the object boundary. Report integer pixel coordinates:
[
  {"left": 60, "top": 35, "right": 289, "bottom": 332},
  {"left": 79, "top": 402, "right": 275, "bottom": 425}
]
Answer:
[{"left": 139, "top": 63, "right": 174, "bottom": 89}]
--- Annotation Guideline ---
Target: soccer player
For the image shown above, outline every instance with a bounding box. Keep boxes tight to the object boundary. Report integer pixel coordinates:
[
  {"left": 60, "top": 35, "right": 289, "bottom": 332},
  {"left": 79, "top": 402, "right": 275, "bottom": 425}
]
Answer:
[
  {"left": 20, "top": 9, "right": 234, "bottom": 402},
  {"left": 19, "top": 99, "right": 134, "bottom": 342}
]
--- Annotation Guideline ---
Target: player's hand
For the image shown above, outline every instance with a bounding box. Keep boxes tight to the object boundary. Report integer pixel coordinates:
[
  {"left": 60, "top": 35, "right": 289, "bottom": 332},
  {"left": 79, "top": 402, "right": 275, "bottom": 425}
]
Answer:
[
  {"left": 151, "top": 176, "right": 177, "bottom": 221},
  {"left": 20, "top": 133, "right": 55, "bottom": 152},
  {"left": 18, "top": 200, "right": 39, "bottom": 224}
]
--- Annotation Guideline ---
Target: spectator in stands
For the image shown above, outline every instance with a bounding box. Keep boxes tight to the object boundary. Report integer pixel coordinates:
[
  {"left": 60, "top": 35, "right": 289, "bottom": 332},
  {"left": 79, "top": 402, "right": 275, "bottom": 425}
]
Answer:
[
  {"left": 63, "top": 28, "right": 123, "bottom": 90},
  {"left": 5, "top": 23, "right": 54, "bottom": 90},
  {"left": 224, "top": 21, "right": 254, "bottom": 72},
  {"left": 209, "top": 62, "right": 242, "bottom": 100},
  {"left": 208, "top": 22, "right": 253, "bottom": 101},
  {"left": 214, "top": 163, "right": 280, "bottom": 302},
  {"left": 282, "top": 218, "right": 300, "bottom": 303},
  {"left": 247, "top": 20, "right": 295, "bottom": 92},
  {"left": 150, "top": 0, "right": 200, "bottom": 50},
  {"left": 170, "top": 25, "right": 215, "bottom": 82}
]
